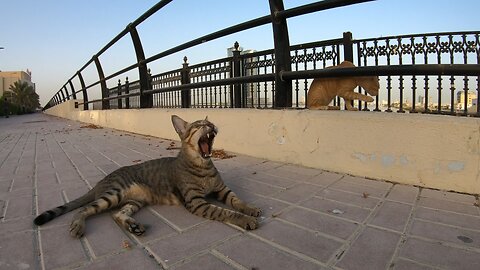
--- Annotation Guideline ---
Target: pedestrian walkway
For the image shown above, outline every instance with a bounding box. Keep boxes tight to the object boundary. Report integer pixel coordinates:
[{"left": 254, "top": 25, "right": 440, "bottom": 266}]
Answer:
[{"left": 1, "top": 113, "right": 479, "bottom": 270}]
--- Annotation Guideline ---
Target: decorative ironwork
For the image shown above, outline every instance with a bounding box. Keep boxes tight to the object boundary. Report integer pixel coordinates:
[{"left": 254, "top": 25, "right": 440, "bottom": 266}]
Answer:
[
  {"left": 354, "top": 31, "right": 480, "bottom": 115},
  {"left": 190, "top": 65, "right": 231, "bottom": 78}
]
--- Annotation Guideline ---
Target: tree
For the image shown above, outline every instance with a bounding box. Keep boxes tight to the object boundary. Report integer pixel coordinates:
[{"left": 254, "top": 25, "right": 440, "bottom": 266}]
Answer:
[{"left": 8, "top": 80, "right": 40, "bottom": 113}]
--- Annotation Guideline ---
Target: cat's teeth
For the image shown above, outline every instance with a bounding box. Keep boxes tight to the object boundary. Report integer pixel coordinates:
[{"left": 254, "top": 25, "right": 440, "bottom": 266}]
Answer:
[{"left": 207, "top": 133, "right": 210, "bottom": 139}]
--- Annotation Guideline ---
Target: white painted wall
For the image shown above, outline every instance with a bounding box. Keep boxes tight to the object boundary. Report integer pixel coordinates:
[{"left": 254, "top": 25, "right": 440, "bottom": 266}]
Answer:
[{"left": 45, "top": 99, "right": 480, "bottom": 194}]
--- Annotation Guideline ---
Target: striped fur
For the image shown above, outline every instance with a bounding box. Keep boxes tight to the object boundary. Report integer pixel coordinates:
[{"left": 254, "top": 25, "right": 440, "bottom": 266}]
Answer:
[{"left": 34, "top": 115, "right": 261, "bottom": 238}]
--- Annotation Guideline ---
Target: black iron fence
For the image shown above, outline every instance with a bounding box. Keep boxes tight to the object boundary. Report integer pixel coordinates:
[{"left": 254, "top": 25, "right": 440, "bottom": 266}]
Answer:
[{"left": 44, "top": 0, "right": 480, "bottom": 117}]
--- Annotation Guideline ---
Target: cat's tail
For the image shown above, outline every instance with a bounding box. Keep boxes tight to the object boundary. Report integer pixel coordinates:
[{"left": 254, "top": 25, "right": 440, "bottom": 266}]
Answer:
[{"left": 33, "top": 189, "right": 96, "bottom": 225}]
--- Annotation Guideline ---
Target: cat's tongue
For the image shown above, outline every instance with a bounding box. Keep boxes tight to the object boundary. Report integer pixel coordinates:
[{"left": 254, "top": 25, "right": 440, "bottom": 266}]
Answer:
[{"left": 200, "top": 142, "right": 210, "bottom": 157}]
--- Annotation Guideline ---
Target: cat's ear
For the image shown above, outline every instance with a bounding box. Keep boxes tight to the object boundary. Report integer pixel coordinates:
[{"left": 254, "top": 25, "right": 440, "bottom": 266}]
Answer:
[
  {"left": 171, "top": 115, "right": 188, "bottom": 137},
  {"left": 204, "top": 116, "right": 208, "bottom": 121}
]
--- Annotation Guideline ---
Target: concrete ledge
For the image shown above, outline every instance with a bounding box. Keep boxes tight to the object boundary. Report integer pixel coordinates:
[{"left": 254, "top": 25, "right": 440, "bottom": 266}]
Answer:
[{"left": 45, "top": 99, "right": 480, "bottom": 194}]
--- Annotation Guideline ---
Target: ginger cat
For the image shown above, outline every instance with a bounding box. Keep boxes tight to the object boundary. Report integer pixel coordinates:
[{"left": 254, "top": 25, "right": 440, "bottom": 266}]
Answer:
[{"left": 307, "top": 61, "right": 379, "bottom": 111}]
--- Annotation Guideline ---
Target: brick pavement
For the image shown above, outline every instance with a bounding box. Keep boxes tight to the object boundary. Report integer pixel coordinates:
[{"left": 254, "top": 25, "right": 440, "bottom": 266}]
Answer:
[{"left": 0, "top": 113, "right": 479, "bottom": 270}]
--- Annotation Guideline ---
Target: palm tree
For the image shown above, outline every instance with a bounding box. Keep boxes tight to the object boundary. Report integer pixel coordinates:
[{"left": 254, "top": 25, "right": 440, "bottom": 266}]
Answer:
[{"left": 8, "top": 80, "right": 40, "bottom": 113}]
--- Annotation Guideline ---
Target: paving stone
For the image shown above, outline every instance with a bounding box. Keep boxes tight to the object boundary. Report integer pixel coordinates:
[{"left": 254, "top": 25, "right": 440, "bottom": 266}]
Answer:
[
  {"left": 36, "top": 160, "right": 54, "bottom": 171},
  {"left": 224, "top": 177, "right": 284, "bottom": 197},
  {"left": 83, "top": 213, "right": 133, "bottom": 257},
  {"left": 40, "top": 224, "right": 88, "bottom": 269},
  {"left": 97, "top": 163, "right": 121, "bottom": 175},
  {"left": 4, "top": 195, "right": 32, "bottom": 220},
  {"left": 318, "top": 188, "right": 380, "bottom": 209},
  {"left": 227, "top": 155, "right": 266, "bottom": 167},
  {"left": 36, "top": 169, "right": 58, "bottom": 187},
  {"left": 2, "top": 186, "right": 32, "bottom": 200},
  {"left": 0, "top": 231, "right": 37, "bottom": 270},
  {"left": 147, "top": 221, "right": 238, "bottom": 266},
  {"left": 57, "top": 171, "right": 84, "bottom": 184},
  {"left": 0, "top": 198, "right": 5, "bottom": 218},
  {"left": 76, "top": 165, "right": 106, "bottom": 179},
  {"left": 264, "top": 164, "right": 320, "bottom": 180},
  {"left": 250, "top": 196, "right": 290, "bottom": 220},
  {"left": 215, "top": 235, "right": 323, "bottom": 270},
  {"left": 245, "top": 171, "right": 298, "bottom": 188},
  {"left": 0, "top": 163, "right": 16, "bottom": 176},
  {"left": 273, "top": 183, "right": 324, "bottom": 203},
  {"left": 253, "top": 219, "right": 343, "bottom": 263},
  {"left": 10, "top": 176, "right": 34, "bottom": 191},
  {"left": 0, "top": 179, "right": 12, "bottom": 194},
  {"left": 150, "top": 205, "right": 206, "bottom": 231},
  {"left": 0, "top": 216, "right": 34, "bottom": 236},
  {"left": 343, "top": 175, "right": 393, "bottom": 189},
  {"left": 77, "top": 248, "right": 160, "bottom": 270},
  {"left": 303, "top": 171, "right": 344, "bottom": 186},
  {"left": 420, "top": 188, "right": 476, "bottom": 204},
  {"left": 392, "top": 258, "right": 437, "bottom": 270},
  {"left": 336, "top": 227, "right": 401, "bottom": 270},
  {"left": 174, "top": 252, "right": 236, "bottom": 270},
  {"left": 301, "top": 197, "right": 372, "bottom": 223},
  {"left": 369, "top": 201, "right": 412, "bottom": 232},
  {"left": 279, "top": 207, "right": 358, "bottom": 240},
  {"left": 331, "top": 176, "right": 391, "bottom": 198},
  {"left": 248, "top": 160, "right": 284, "bottom": 171},
  {"left": 15, "top": 166, "right": 35, "bottom": 178},
  {"left": 386, "top": 184, "right": 419, "bottom": 204},
  {"left": 417, "top": 197, "right": 479, "bottom": 216},
  {"left": 415, "top": 207, "right": 480, "bottom": 230},
  {"left": 410, "top": 219, "right": 480, "bottom": 249},
  {"left": 399, "top": 237, "right": 480, "bottom": 269}
]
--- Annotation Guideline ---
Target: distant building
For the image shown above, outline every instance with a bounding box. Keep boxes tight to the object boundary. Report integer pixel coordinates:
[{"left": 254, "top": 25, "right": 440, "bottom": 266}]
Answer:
[
  {"left": 456, "top": 91, "right": 477, "bottom": 110},
  {"left": 227, "top": 46, "right": 260, "bottom": 107},
  {"left": 0, "top": 70, "right": 35, "bottom": 99},
  {"left": 417, "top": 95, "right": 432, "bottom": 106}
]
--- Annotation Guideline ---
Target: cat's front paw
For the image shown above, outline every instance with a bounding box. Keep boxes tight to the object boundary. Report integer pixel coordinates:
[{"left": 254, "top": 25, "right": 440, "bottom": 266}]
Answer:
[
  {"left": 69, "top": 219, "right": 85, "bottom": 238},
  {"left": 233, "top": 215, "right": 259, "bottom": 230},
  {"left": 243, "top": 205, "right": 262, "bottom": 217},
  {"left": 125, "top": 219, "right": 146, "bottom": 236}
]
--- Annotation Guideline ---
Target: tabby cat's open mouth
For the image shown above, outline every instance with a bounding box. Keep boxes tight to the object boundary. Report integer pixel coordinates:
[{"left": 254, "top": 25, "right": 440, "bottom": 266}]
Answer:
[{"left": 198, "top": 131, "right": 216, "bottom": 159}]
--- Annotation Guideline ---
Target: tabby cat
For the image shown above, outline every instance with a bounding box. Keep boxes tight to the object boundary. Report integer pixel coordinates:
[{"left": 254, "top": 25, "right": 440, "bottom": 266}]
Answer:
[
  {"left": 307, "top": 61, "right": 379, "bottom": 111},
  {"left": 34, "top": 115, "right": 261, "bottom": 238}
]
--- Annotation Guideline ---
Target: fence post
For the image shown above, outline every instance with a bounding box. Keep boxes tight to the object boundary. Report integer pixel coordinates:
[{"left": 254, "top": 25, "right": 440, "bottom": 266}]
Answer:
[
  {"left": 125, "top": 77, "right": 130, "bottom": 109},
  {"left": 60, "top": 88, "right": 66, "bottom": 102},
  {"left": 343, "top": 32, "right": 354, "bottom": 63},
  {"left": 342, "top": 31, "right": 356, "bottom": 109},
  {"left": 231, "top": 42, "right": 243, "bottom": 108},
  {"left": 269, "top": 0, "right": 292, "bottom": 108},
  {"left": 128, "top": 24, "right": 152, "bottom": 108},
  {"left": 117, "top": 79, "right": 123, "bottom": 109},
  {"left": 77, "top": 71, "right": 89, "bottom": 110},
  {"left": 68, "top": 80, "right": 76, "bottom": 99},
  {"left": 63, "top": 86, "right": 70, "bottom": 100},
  {"left": 93, "top": 55, "right": 109, "bottom": 110},
  {"left": 181, "top": 56, "right": 191, "bottom": 108}
]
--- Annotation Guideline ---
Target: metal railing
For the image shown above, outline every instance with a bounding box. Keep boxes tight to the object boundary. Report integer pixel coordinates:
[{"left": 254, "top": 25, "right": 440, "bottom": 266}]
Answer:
[{"left": 44, "top": 0, "right": 480, "bottom": 117}]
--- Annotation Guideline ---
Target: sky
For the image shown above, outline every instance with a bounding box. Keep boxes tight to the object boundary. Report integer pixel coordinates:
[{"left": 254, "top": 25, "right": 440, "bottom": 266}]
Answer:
[{"left": 0, "top": 0, "right": 479, "bottom": 106}]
